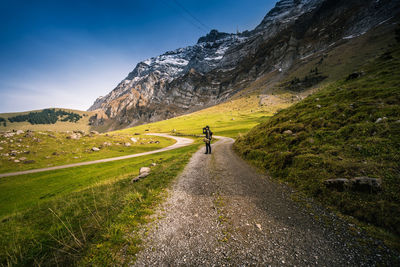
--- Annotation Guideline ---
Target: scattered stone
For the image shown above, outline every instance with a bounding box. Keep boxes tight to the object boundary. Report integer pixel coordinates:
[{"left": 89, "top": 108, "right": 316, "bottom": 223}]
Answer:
[
  {"left": 25, "top": 132, "right": 34, "bottom": 138},
  {"left": 14, "top": 159, "right": 20, "bottom": 163},
  {"left": 74, "top": 130, "right": 85, "bottom": 135},
  {"left": 130, "top": 137, "right": 138, "bottom": 143},
  {"left": 45, "top": 156, "right": 51, "bottom": 159},
  {"left": 4, "top": 132, "right": 15, "bottom": 138},
  {"left": 375, "top": 117, "right": 387, "bottom": 123},
  {"left": 155, "top": 141, "right": 160, "bottom": 144},
  {"left": 48, "top": 134, "right": 56, "bottom": 138},
  {"left": 151, "top": 162, "right": 157, "bottom": 166},
  {"left": 90, "top": 130, "right": 99, "bottom": 135},
  {"left": 0, "top": 147, "right": 3, "bottom": 150},
  {"left": 92, "top": 147, "right": 100, "bottom": 151},
  {"left": 52, "top": 152, "right": 59, "bottom": 156},
  {"left": 283, "top": 130, "right": 293, "bottom": 135},
  {"left": 16, "top": 130, "right": 24, "bottom": 135},
  {"left": 102, "top": 141, "right": 112, "bottom": 147},
  {"left": 124, "top": 142, "right": 132, "bottom": 147},
  {"left": 23, "top": 160, "right": 35, "bottom": 164},
  {"left": 134, "top": 133, "right": 140, "bottom": 135},
  {"left": 316, "top": 104, "right": 322, "bottom": 108},
  {"left": 308, "top": 138, "right": 315, "bottom": 144},
  {"left": 140, "top": 167, "right": 151, "bottom": 174},
  {"left": 67, "top": 133, "right": 81, "bottom": 140},
  {"left": 255, "top": 223, "right": 262, "bottom": 231},
  {"left": 19, "top": 157, "right": 27, "bottom": 161}
]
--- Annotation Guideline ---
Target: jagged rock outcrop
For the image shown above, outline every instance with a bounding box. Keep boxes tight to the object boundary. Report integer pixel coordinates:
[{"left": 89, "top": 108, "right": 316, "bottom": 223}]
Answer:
[{"left": 89, "top": 0, "right": 400, "bottom": 129}]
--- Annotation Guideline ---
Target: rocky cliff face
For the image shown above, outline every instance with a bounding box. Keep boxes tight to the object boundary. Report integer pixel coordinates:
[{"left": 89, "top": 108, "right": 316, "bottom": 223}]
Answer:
[{"left": 88, "top": 0, "right": 400, "bottom": 129}]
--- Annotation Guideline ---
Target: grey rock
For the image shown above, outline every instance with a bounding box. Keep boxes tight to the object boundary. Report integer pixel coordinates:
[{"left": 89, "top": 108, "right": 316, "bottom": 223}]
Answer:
[
  {"left": 350, "top": 177, "right": 382, "bottom": 192},
  {"left": 140, "top": 167, "right": 151, "bottom": 175},
  {"left": 92, "top": 147, "right": 100, "bottom": 151},
  {"left": 283, "top": 130, "right": 293, "bottom": 135},
  {"left": 124, "top": 142, "right": 132, "bottom": 147}
]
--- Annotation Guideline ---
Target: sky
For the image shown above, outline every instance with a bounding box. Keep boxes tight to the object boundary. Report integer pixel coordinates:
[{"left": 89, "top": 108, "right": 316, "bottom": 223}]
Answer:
[{"left": 0, "top": 0, "right": 277, "bottom": 113}]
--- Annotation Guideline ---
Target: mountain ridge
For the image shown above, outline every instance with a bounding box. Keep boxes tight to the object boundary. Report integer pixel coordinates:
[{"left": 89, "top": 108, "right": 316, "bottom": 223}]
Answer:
[{"left": 88, "top": 0, "right": 400, "bottom": 130}]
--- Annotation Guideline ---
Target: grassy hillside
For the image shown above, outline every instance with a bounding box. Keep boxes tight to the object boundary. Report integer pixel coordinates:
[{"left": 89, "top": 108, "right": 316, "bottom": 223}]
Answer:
[
  {"left": 120, "top": 94, "right": 293, "bottom": 138},
  {"left": 0, "top": 131, "right": 174, "bottom": 173},
  {"left": 0, "top": 108, "right": 94, "bottom": 132},
  {"left": 234, "top": 44, "right": 400, "bottom": 246}
]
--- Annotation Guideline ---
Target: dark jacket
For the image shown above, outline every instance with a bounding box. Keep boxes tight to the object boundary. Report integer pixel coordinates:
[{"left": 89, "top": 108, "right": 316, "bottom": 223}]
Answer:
[{"left": 203, "top": 128, "right": 213, "bottom": 140}]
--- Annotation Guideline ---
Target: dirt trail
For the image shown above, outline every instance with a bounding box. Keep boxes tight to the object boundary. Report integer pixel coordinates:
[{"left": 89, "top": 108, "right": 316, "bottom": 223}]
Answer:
[
  {"left": 0, "top": 133, "right": 193, "bottom": 178},
  {"left": 133, "top": 137, "right": 398, "bottom": 266}
]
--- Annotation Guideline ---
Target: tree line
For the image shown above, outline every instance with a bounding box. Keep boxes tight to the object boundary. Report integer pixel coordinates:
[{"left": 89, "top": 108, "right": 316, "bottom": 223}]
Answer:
[{"left": 7, "top": 109, "right": 82, "bottom": 125}]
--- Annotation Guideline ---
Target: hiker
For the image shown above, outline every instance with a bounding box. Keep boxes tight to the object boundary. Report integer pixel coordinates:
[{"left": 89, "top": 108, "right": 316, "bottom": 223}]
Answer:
[{"left": 203, "top": 126, "right": 213, "bottom": 154}]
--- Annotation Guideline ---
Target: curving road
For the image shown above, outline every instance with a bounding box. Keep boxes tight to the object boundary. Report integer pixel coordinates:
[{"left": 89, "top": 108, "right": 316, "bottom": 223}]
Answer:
[
  {"left": 133, "top": 137, "right": 398, "bottom": 266},
  {"left": 0, "top": 133, "right": 193, "bottom": 178}
]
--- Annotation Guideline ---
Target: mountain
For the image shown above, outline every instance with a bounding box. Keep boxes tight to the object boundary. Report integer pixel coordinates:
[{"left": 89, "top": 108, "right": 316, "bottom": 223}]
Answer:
[{"left": 88, "top": 0, "right": 400, "bottom": 130}]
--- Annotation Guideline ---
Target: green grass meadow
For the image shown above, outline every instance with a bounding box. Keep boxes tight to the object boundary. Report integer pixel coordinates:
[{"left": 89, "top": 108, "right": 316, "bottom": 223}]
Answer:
[{"left": 0, "top": 139, "right": 202, "bottom": 266}]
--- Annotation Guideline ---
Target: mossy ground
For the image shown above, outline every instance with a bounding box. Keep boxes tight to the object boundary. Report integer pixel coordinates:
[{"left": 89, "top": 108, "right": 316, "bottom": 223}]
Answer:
[{"left": 234, "top": 44, "right": 400, "bottom": 248}]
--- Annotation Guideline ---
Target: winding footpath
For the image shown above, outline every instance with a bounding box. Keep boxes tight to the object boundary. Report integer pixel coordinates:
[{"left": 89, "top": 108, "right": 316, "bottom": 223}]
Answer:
[
  {"left": 0, "top": 133, "right": 193, "bottom": 178},
  {"left": 133, "top": 137, "right": 399, "bottom": 266}
]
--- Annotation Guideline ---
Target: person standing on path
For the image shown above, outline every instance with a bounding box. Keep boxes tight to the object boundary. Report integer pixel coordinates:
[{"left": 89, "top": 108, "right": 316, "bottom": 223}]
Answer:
[{"left": 203, "top": 126, "right": 213, "bottom": 154}]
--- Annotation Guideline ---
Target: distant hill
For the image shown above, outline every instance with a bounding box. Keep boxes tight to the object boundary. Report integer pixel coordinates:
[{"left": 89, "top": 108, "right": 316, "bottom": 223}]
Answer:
[{"left": 0, "top": 108, "right": 97, "bottom": 132}]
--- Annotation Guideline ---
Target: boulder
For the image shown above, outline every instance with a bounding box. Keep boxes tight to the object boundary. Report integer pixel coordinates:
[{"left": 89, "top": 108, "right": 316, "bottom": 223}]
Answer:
[
  {"left": 102, "top": 141, "right": 112, "bottom": 147},
  {"left": 124, "top": 142, "right": 131, "bottom": 147},
  {"left": 130, "top": 137, "right": 138, "bottom": 143},
  {"left": 131, "top": 168, "right": 151, "bottom": 183},
  {"left": 283, "top": 130, "right": 293, "bottom": 135},
  {"left": 324, "top": 177, "right": 382, "bottom": 193},
  {"left": 375, "top": 117, "right": 387, "bottom": 123},
  {"left": 92, "top": 147, "right": 100, "bottom": 152},
  {"left": 324, "top": 178, "right": 350, "bottom": 191},
  {"left": 14, "top": 159, "right": 20, "bottom": 163},
  {"left": 139, "top": 167, "right": 151, "bottom": 175},
  {"left": 67, "top": 133, "right": 81, "bottom": 140},
  {"left": 350, "top": 177, "right": 382, "bottom": 192},
  {"left": 16, "top": 130, "right": 24, "bottom": 135}
]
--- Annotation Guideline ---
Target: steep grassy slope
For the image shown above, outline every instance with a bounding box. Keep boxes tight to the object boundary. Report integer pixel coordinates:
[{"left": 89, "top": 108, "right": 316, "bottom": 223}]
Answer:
[
  {"left": 0, "top": 108, "right": 95, "bottom": 132},
  {"left": 234, "top": 44, "right": 400, "bottom": 244}
]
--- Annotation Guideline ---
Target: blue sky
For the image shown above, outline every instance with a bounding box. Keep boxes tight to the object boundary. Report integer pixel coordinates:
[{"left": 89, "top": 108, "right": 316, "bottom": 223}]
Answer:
[{"left": 0, "top": 0, "right": 277, "bottom": 113}]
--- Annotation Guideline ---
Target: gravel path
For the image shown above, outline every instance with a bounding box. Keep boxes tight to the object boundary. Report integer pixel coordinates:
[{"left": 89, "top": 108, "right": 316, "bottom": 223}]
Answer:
[
  {"left": 133, "top": 137, "right": 399, "bottom": 266},
  {"left": 0, "top": 133, "right": 193, "bottom": 178}
]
